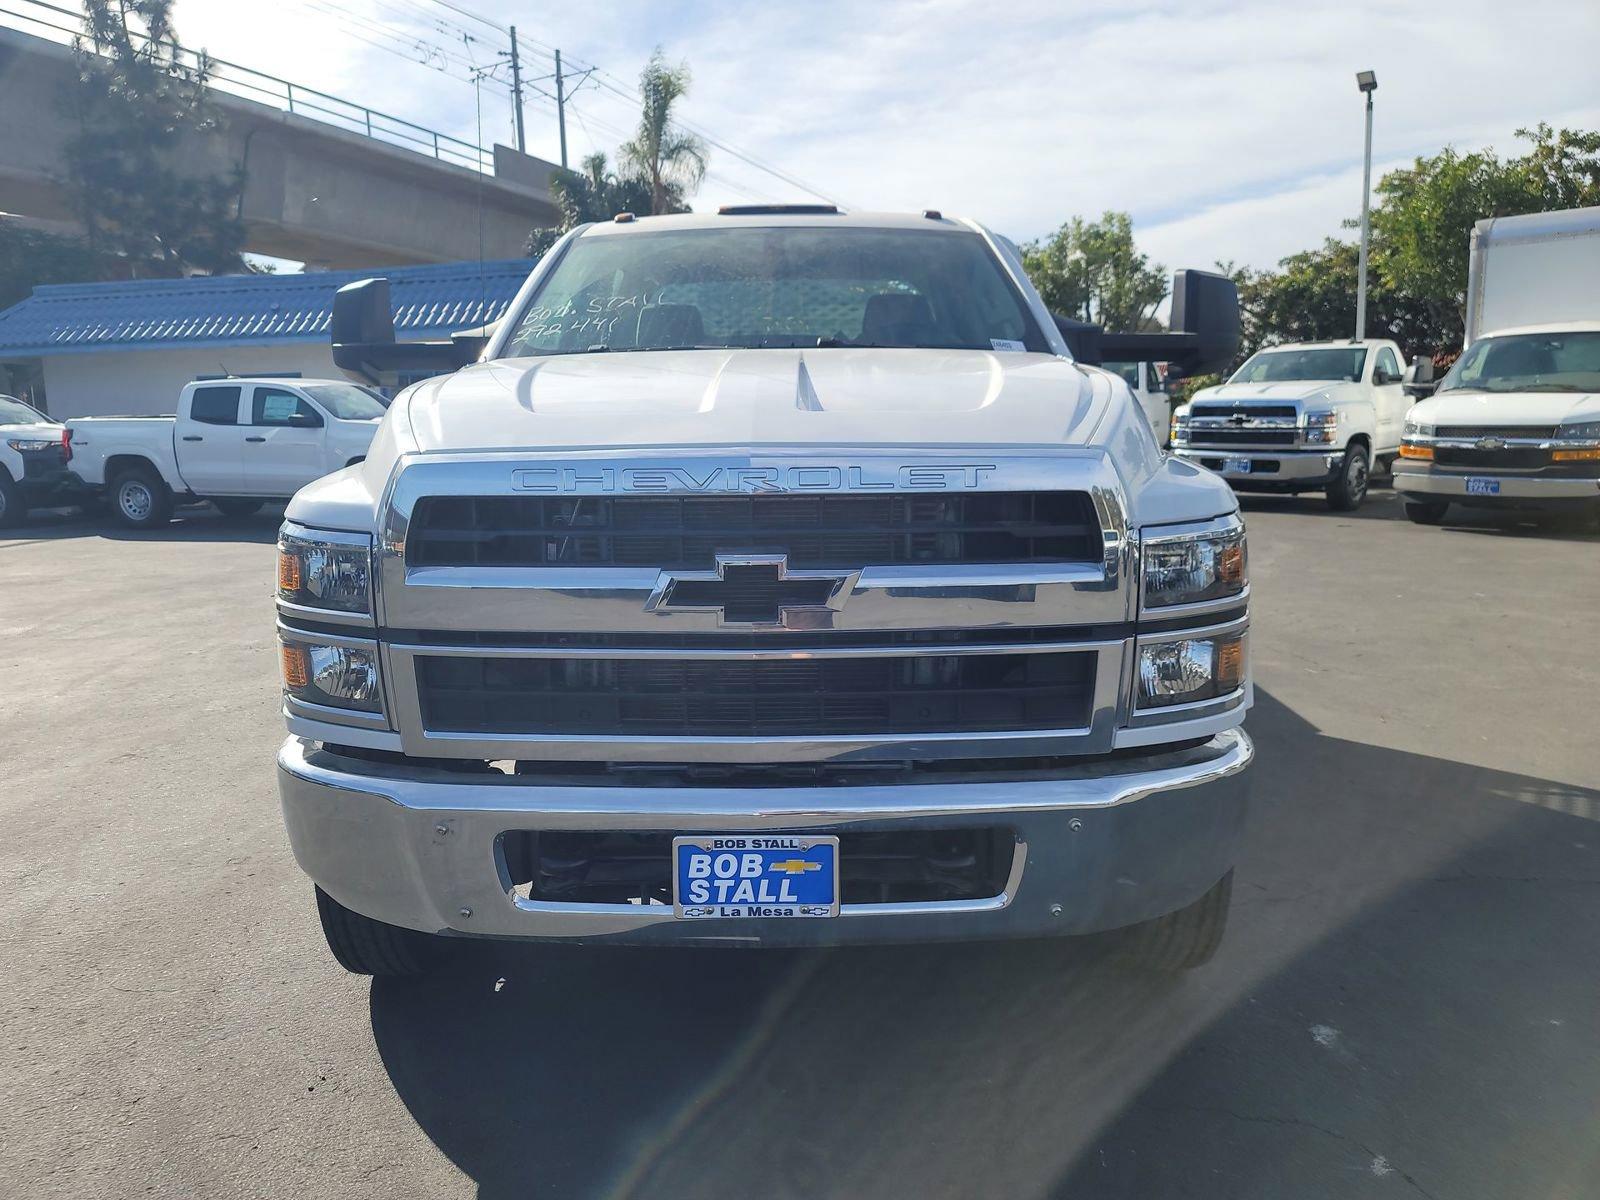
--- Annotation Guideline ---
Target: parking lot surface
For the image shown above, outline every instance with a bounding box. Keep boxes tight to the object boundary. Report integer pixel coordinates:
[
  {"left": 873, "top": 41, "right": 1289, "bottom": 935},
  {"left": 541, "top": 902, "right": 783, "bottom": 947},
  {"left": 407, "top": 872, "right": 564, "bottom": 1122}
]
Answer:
[{"left": 3, "top": 489, "right": 1598, "bottom": 1199}]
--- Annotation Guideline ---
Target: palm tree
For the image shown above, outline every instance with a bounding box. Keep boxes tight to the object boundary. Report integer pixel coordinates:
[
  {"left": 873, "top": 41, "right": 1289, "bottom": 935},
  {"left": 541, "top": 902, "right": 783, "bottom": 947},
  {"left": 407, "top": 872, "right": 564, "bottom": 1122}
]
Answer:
[{"left": 619, "top": 49, "right": 707, "bottom": 215}]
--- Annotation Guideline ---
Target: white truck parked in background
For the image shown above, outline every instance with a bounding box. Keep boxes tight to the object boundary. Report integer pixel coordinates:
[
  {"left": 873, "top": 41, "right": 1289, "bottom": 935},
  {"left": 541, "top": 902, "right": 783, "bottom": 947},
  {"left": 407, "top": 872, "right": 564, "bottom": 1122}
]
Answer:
[
  {"left": 66, "top": 377, "right": 386, "bottom": 527},
  {"left": 1395, "top": 205, "right": 1600, "bottom": 526},
  {"left": 0, "top": 395, "right": 73, "bottom": 528},
  {"left": 1170, "top": 340, "right": 1417, "bottom": 510}
]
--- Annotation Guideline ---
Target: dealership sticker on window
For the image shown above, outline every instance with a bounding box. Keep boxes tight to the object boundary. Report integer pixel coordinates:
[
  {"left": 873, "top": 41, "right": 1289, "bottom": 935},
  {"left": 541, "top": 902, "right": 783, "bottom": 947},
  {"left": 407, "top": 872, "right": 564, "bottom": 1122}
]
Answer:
[{"left": 990, "top": 338, "right": 1026, "bottom": 352}]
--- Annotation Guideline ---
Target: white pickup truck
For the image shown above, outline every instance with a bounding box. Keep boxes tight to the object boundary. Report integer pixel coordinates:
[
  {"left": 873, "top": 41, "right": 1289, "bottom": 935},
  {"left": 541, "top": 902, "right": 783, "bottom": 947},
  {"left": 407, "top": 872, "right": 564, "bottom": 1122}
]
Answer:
[
  {"left": 66, "top": 377, "right": 386, "bottom": 527},
  {"left": 1396, "top": 206, "right": 1600, "bottom": 526},
  {"left": 0, "top": 394, "right": 74, "bottom": 528},
  {"left": 274, "top": 209, "right": 1255, "bottom": 978},
  {"left": 1171, "top": 339, "right": 1419, "bottom": 510}
]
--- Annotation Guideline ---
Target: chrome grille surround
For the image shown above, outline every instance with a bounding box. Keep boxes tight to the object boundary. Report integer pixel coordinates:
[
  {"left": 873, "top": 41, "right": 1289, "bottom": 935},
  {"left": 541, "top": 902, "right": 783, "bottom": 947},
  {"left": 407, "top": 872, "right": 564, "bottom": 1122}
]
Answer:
[{"left": 275, "top": 450, "right": 1247, "bottom": 763}]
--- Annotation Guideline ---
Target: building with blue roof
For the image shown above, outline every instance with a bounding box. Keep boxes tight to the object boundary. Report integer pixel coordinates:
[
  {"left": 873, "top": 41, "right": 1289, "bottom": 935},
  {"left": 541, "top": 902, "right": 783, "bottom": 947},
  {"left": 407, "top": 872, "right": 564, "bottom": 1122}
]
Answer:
[{"left": 0, "top": 258, "right": 533, "bottom": 418}]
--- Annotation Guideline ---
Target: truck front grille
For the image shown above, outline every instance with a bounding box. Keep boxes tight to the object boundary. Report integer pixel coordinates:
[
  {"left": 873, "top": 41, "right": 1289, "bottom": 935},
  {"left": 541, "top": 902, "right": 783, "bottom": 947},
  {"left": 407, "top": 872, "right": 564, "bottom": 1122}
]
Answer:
[
  {"left": 1436, "top": 425, "right": 1558, "bottom": 440},
  {"left": 1186, "top": 429, "right": 1299, "bottom": 447},
  {"left": 1191, "top": 404, "right": 1300, "bottom": 419},
  {"left": 415, "top": 650, "right": 1095, "bottom": 737},
  {"left": 406, "top": 492, "right": 1101, "bottom": 568}
]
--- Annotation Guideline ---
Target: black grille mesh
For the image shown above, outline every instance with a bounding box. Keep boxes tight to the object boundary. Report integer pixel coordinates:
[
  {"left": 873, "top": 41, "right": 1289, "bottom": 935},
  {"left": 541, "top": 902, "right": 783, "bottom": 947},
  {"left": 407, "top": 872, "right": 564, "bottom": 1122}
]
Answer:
[
  {"left": 406, "top": 492, "right": 1101, "bottom": 568},
  {"left": 1185, "top": 429, "right": 1299, "bottom": 446},
  {"left": 1436, "top": 426, "right": 1557, "bottom": 440},
  {"left": 1434, "top": 447, "right": 1552, "bottom": 469},
  {"left": 416, "top": 651, "right": 1095, "bottom": 737}
]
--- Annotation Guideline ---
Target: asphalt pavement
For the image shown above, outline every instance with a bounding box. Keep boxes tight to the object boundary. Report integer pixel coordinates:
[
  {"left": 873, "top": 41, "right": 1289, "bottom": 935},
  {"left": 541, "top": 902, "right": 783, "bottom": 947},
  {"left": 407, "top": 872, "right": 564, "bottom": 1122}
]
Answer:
[{"left": 2, "top": 487, "right": 1597, "bottom": 1199}]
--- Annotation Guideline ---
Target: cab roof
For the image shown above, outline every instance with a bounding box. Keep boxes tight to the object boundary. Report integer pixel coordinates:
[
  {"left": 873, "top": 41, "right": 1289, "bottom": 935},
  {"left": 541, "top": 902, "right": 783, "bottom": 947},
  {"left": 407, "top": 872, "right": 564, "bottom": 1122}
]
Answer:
[{"left": 576, "top": 209, "right": 978, "bottom": 236}]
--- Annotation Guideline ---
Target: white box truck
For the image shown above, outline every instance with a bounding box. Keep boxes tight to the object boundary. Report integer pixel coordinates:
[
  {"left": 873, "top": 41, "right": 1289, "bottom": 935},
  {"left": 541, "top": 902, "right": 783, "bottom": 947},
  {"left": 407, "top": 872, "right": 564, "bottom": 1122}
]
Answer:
[{"left": 1394, "top": 205, "right": 1600, "bottom": 525}]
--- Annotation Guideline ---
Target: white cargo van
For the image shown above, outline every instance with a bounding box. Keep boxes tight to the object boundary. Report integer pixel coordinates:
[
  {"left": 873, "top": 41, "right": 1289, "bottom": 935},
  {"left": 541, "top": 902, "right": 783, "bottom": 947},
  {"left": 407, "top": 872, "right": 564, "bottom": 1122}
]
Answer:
[{"left": 1395, "top": 206, "right": 1600, "bottom": 525}]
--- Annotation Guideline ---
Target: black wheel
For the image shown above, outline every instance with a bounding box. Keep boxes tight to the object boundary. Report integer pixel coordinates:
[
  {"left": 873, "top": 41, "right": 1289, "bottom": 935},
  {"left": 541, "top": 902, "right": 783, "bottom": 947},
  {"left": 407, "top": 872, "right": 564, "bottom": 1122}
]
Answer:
[
  {"left": 314, "top": 886, "right": 436, "bottom": 977},
  {"left": 212, "top": 498, "right": 263, "bottom": 519},
  {"left": 1403, "top": 498, "right": 1450, "bottom": 525},
  {"left": 1325, "top": 443, "right": 1370, "bottom": 511},
  {"left": 0, "top": 471, "right": 25, "bottom": 529},
  {"left": 1118, "top": 869, "right": 1233, "bottom": 970},
  {"left": 107, "top": 465, "right": 174, "bottom": 529}
]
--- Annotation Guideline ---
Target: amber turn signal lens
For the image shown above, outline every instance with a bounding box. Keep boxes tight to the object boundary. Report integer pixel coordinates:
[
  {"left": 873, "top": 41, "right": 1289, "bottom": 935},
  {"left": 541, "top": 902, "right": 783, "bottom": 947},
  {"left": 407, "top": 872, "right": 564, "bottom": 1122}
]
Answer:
[
  {"left": 280, "top": 643, "right": 310, "bottom": 690},
  {"left": 1399, "top": 443, "right": 1433, "bottom": 460},
  {"left": 277, "top": 548, "right": 302, "bottom": 594},
  {"left": 1552, "top": 448, "right": 1600, "bottom": 462},
  {"left": 1217, "top": 544, "right": 1246, "bottom": 589},
  {"left": 1216, "top": 636, "right": 1245, "bottom": 692}
]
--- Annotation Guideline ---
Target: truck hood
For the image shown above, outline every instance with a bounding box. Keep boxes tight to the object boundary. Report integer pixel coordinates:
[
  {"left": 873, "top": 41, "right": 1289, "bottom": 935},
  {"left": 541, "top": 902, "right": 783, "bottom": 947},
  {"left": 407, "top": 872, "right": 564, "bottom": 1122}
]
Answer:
[
  {"left": 1189, "top": 381, "right": 1348, "bottom": 406},
  {"left": 1408, "top": 389, "right": 1600, "bottom": 428},
  {"left": 400, "top": 348, "right": 1105, "bottom": 452}
]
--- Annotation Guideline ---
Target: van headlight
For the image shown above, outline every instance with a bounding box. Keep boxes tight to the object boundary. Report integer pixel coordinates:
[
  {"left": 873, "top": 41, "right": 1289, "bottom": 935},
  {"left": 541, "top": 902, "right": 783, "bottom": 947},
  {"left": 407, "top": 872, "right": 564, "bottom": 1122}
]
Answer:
[
  {"left": 1137, "top": 634, "right": 1246, "bottom": 709},
  {"left": 1142, "top": 517, "right": 1247, "bottom": 608},
  {"left": 279, "top": 636, "right": 383, "bottom": 712},
  {"left": 278, "top": 526, "right": 372, "bottom": 614}
]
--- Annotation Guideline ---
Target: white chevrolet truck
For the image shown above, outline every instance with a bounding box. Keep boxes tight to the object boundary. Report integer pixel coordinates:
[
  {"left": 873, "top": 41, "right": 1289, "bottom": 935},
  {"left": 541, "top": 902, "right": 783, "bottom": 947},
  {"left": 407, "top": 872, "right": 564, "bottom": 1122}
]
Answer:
[
  {"left": 274, "top": 209, "right": 1255, "bottom": 976},
  {"left": 1395, "top": 205, "right": 1600, "bottom": 526},
  {"left": 65, "top": 377, "right": 385, "bottom": 527},
  {"left": 1171, "top": 339, "right": 1418, "bottom": 509}
]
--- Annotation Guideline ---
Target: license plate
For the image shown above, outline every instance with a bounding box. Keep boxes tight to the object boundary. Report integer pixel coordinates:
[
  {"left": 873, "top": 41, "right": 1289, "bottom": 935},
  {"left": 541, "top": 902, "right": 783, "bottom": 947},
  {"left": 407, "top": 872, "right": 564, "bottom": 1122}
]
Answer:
[
  {"left": 1223, "top": 458, "right": 1251, "bottom": 474},
  {"left": 673, "top": 835, "right": 840, "bottom": 918},
  {"left": 1466, "top": 476, "right": 1500, "bottom": 495}
]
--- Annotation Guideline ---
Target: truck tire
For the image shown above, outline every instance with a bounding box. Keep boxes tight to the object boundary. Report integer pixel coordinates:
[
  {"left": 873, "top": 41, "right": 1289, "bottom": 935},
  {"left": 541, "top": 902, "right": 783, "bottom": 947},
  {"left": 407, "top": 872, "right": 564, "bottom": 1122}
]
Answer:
[
  {"left": 1403, "top": 498, "right": 1450, "bottom": 525},
  {"left": 212, "top": 498, "right": 264, "bottom": 519},
  {"left": 1325, "top": 443, "right": 1370, "bottom": 511},
  {"left": 0, "top": 471, "right": 24, "bottom": 529},
  {"left": 1118, "top": 869, "right": 1233, "bottom": 970},
  {"left": 108, "top": 465, "right": 174, "bottom": 529},
  {"left": 314, "top": 886, "right": 436, "bottom": 977}
]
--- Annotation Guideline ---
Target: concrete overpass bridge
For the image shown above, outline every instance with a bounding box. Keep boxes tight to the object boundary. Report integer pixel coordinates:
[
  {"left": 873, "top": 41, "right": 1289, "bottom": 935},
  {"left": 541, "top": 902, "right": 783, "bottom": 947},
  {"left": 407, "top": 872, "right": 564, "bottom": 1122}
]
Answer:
[{"left": 0, "top": 23, "right": 563, "bottom": 268}]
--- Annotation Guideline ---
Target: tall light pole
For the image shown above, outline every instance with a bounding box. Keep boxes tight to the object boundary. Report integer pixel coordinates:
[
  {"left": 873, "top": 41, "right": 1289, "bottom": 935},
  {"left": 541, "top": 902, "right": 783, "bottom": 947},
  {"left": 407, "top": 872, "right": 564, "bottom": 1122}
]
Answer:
[{"left": 1355, "top": 70, "right": 1377, "bottom": 341}]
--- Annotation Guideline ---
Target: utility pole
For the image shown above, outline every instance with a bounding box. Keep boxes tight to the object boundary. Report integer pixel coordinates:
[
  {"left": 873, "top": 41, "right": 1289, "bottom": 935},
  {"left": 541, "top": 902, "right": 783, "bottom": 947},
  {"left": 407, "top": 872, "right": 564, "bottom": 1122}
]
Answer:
[
  {"left": 508, "top": 24, "right": 526, "bottom": 153},
  {"left": 1355, "top": 70, "right": 1377, "bottom": 341},
  {"left": 555, "top": 49, "right": 568, "bottom": 169}
]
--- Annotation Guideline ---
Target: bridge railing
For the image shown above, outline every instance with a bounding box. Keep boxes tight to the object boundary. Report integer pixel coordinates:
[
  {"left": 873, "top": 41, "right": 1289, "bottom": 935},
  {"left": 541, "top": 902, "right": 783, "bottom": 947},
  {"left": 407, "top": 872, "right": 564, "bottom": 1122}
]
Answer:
[{"left": 1, "top": 0, "right": 495, "bottom": 173}]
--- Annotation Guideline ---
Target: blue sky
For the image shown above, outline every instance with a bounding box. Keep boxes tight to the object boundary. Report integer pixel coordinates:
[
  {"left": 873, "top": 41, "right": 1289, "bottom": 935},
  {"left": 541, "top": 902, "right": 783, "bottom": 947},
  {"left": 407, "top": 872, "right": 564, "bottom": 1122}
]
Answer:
[{"left": 172, "top": 0, "right": 1600, "bottom": 274}]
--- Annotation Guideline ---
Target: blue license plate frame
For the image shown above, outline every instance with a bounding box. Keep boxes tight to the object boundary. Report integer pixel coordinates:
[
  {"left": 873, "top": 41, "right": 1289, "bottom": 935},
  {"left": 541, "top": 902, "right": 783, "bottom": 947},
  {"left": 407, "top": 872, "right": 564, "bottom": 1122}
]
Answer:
[{"left": 672, "top": 834, "right": 841, "bottom": 919}]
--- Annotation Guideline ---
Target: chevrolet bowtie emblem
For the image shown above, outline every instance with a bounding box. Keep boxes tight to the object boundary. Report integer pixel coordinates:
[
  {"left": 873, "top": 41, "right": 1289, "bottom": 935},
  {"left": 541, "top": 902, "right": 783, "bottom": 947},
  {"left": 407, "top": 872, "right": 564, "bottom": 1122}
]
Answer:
[
  {"left": 646, "top": 555, "right": 860, "bottom": 628},
  {"left": 770, "top": 859, "right": 823, "bottom": 875},
  {"left": 1475, "top": 436, "right": 1506, "bottom": 450}
]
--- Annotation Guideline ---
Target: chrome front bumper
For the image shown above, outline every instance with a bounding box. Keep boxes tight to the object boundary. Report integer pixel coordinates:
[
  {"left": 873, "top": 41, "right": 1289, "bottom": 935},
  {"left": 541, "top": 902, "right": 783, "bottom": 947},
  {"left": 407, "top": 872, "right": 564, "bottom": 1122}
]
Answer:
[
  {"left": 1173, "top": 447, "right": 1341, "bottom": 487},
  {"left": 277, "top": 729, "right": 1253, "bottom": 947},
  {"left": 1393, "top": 466, "right": 1600, "bottom": 500}
]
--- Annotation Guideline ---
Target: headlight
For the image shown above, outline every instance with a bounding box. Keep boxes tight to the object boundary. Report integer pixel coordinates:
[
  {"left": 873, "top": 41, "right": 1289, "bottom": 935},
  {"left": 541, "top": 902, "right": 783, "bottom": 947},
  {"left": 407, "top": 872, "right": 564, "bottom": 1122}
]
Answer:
[
  {"left": 1170, "top": 411, "right": 1190, "bottom": 442},
  {"left": 5, "top": 437, "right": 55, "bottom": 452},
  {"left": 279, "top": 637, "right": 383, "bottom": 712},
  {"left": 278, "top": 527, "right": 372, "bottom": 614},
  {"left": 1302, "top": 410, "right": 1339, "bottom": 444},
  {"left": 1137, "top": 634, "right": 1246, "bottom": 709},
  {"left": 1142, "top": 518, "right": 1247, "bottom": 609},
  {"left": 1555, "top": 419, "right": 1600, "bottom": 443},
  {"left": 1402, "top": 419, "right": 1434, "bottom": 437}
]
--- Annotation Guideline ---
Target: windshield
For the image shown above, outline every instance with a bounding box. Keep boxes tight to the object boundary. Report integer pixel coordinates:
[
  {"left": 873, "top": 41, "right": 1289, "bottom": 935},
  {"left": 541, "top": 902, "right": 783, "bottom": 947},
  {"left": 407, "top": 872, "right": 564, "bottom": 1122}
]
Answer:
[
  {"left": 503, "top": 226, "right": 1049, "bottom": 357},
  {"left": 301, "top": 383, "right": 388, "bottom": 420},
  {"left": 1436, "top": 331, "right": 1600, "bottom": 394},
  {"left": 0, "top": 396, "right": 48, "bottom": 425},
  {"left": 1229, "top": 347, "right": 1367, "bottom": 384}
]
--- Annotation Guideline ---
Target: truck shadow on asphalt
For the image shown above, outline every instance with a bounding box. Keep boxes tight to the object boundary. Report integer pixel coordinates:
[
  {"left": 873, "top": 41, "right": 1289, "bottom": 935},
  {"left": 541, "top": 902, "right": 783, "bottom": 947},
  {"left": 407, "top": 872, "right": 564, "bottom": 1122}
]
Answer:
[
  {"left": 0, "top": 504, "right": 283, "bottom": 546},
  {"left": 367, "top": 689, "right": 1600, "bottom": 1200}
]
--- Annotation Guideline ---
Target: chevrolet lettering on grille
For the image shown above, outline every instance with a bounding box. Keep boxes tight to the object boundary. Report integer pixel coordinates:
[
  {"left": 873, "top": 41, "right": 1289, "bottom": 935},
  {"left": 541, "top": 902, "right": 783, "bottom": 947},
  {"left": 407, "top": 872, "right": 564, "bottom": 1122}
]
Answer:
[{"left": 645, "top": 555, "right": 860, "bottom": 628}]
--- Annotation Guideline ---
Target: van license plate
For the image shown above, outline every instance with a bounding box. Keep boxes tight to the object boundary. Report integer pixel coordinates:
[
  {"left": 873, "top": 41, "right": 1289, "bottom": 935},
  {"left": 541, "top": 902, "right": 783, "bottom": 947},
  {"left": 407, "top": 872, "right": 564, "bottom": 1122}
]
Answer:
[
  {"left": 673, "top": 835, "right": 840, "bottom": 918},
  {"left": 1466, "top": 477, "right": 1500, "bottom": 495},
  {"left": 1223, "top": 458, "right": 1251, "bottom": 474}
]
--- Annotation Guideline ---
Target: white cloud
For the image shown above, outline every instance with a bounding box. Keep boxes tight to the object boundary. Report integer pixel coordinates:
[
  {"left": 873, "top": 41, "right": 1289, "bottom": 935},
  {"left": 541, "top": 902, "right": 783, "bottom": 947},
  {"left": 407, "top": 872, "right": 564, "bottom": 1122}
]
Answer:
[{"left": 168, "top": 0, "right": 1600, "bottom": 271}]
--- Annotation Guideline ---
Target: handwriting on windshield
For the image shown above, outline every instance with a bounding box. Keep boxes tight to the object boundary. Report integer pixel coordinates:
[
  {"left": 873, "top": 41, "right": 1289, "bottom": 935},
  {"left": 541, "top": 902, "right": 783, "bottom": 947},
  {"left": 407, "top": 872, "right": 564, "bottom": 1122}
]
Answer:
[{"left": 520, "top": 290, "right": 668, "bottom": 341}]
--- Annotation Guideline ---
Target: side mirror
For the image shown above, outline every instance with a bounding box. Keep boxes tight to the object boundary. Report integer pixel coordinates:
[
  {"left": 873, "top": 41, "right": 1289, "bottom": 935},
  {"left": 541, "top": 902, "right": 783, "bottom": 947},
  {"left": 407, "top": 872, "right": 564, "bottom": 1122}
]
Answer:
[
  {"left": 331, "top": 278, "right": 484, "bottom": 385},
  {"left": 1402, "top": 358, "right": 1436, "bottom": 397},
  {"left": 1168, "top": 269, "right": 1241, "bottom": 377}
]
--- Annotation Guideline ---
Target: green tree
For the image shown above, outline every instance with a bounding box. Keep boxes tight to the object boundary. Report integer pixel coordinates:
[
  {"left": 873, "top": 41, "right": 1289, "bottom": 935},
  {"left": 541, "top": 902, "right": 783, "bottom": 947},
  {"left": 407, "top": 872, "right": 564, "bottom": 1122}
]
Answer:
[
  {"left": 62, "top": 0, "right": 246, "bottom": 277},
  {"left": 618, "top": 49, "right": 707, "bottom": 216},
  {"left": 523, "top": 152, "right": 669, "bottom": 256},
  {"left": 1021, "top": 212, "right": 1167, "bottom": 331},
  {"left": 1369, "top": 124, "right": 1600, "bottom": 346}
]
